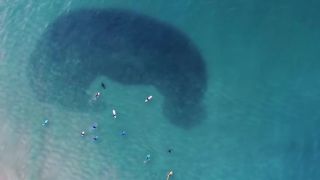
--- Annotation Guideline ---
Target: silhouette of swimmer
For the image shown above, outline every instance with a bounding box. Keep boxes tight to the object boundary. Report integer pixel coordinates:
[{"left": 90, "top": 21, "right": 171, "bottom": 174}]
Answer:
[
  {"left": 81, "top": 131, "right": 85, "bottom": 136},
  {"left": 42, "top": 119, "right": 49, "bottom": 126},
  {"left": 101, "top": 82, "right": 106, "bottom": 89},
  {"left": 144, "top": 154, "right": 151, "bottom": 163},
  {"left": 166, "top": 170, "right": 173, "bottom": 180},
  {"left": 92, "top": 122, "right": 98, "bottom": 129},
  {"left": 121, "top": 130, "right": 126, "bottom": 136},
  {"left": 168, "top": 149, "right": 173, "bottom": 153},
  {"left": 93, "top": 135, "right": 99, "bottom": 141}
]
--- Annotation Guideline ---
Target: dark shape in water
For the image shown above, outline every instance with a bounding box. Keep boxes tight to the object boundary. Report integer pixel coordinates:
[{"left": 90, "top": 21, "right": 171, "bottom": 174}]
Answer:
[
  {"left": 101, "top": 82, "right": 106, "bottom": 89},
  {"left": 93, "top": 135, "right": 99, "bottom": 141},
  {"left": 28, "top": 9, "right": 207, "bottom": 128}
]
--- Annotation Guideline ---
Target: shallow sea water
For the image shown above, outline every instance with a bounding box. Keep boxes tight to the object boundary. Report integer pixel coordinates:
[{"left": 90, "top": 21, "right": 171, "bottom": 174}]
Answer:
[{"left": 0, "top": 0, "right": 320, "bottom": 180}]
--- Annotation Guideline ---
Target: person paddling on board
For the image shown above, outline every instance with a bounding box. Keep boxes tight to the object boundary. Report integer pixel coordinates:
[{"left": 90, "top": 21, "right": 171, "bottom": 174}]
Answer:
[
  {"left": 93, "top": 135, "right": 99, "bottom": 141},
  {"left": 121, "top": 130, "right": 126, "bottom": 136},
  {"left": 112, "top": 109, "right": 117, "bottom": 119},
  {"left": 95, "top": 92, "right": 101, "bottom": 99},
  {"left": 166, "top": 170, "right": 173, "bottom": 180},
  {"left": 144, "top": 95, "right": 153, "bottom": 103},
  {"left": 42, "top": 119, "right": 49, "bottom": 126},
  {"left": 144, "top": 154, "right": 151, "bottom": 164}
]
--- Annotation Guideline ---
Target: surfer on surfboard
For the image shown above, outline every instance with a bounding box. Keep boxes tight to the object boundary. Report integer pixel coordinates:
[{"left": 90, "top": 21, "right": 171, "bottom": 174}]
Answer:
[
  {"left": 144, "top": 95, "right": 153, "bottom": 103},
  {"left": 112, "top": 109, "right": 117, "bottom": 118}
]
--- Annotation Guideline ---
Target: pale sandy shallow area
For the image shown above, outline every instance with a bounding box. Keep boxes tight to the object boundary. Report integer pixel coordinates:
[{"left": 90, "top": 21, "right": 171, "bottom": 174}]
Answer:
[
  {"left": 0, "top": 167, "right": 18, "bottom": 180},
  {"left": 0, "top": 110, "right": 30, "bottom": 180}
]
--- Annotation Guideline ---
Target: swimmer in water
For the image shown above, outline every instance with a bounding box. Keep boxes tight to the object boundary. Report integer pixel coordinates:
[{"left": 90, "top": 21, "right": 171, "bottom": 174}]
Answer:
[
  {"left": 121, "top": 130, "right": 126, "bottom": 136},
  {"left": 95, "top": 92, "right": 101, "bottom": 99},
  {"left": 93, "top": 135, "right": 99, "bottom": 141},
  {"left": 144, "top": 95, "right": 153, "bottom": 103},
  {"left": 168, "top": 149, "right": 173, "bottom": 153},
  {"left": 81, "top": 131, "right": 85, "bottom": 136},
  {"left": 42, "top": 119, "right": 49, "bottom": 126},
  {"left": 92, "top": 122, "right": 98, "bottom": 129},
  {"left": 112, "top": 109, "right": 117, "bottom": 119},
  {"left": 144, "top": 154, "right": 151, "bottom": 164},
  {"left": 101, "top": 82, "right": 106, "bottom": 89}
]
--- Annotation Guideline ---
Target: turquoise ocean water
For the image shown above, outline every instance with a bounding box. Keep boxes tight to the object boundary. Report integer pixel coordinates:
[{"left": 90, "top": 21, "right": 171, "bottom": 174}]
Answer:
[{"left": 0, "top": 0, "right": 320, "bottom": 179}]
